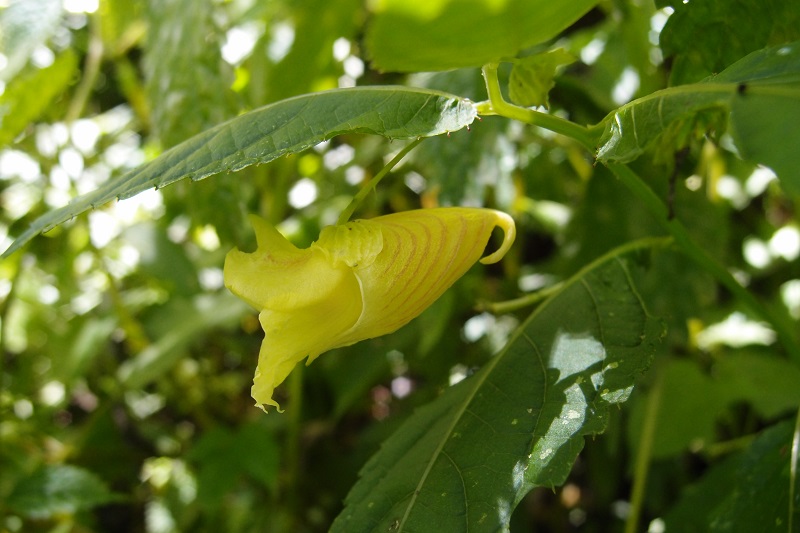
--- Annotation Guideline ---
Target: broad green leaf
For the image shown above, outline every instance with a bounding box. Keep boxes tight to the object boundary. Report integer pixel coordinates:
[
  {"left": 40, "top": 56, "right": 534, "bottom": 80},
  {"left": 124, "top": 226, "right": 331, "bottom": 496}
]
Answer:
[
  {"left": 331, "top": 242, "right": 662, "bottom": 532},
  {"left": 509, "top": 49, "right": 576, "bottom": 109},
  {"left": 0, "top": 0, "right": 63, "bottom": 83},
  {"left": 7, "top": 465, "right": 122, "bottom": 519},
  {"left": 0, "top": 50, "right": 78, "bottom": 146},
  {"left": 143, "top": 0, "right": 235, "bottom": 148},
  {"left": 596, "top": 41, "right": 800, "bottom": 194},
  {"left": 2, "top": 87, "right": 476, "bottom": 258},
  {"left": 659, "top": 0, "right": 800, "bottom": 85},
  {"left": 662, "top": 420, "right": 797, "bottom": 532},
  {"left": 366, "top": 0, "right": 598, "bottom": 72}
]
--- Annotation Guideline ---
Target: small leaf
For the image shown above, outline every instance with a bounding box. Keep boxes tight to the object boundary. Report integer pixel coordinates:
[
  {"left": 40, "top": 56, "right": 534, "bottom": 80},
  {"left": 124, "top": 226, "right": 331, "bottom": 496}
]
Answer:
[
  {"left": 2, "top": 87, "right": 476, "bottom": 258},
  {"left": 331, "top": 242, "right": 662, "bottom": 532},
  {"left": 509, "top": 49, "right": 576, "bottom": 108},
  {"left": 366, "top": 0, "right": 598, "bottom": 72},
  {"left": 7, "top": 465, "right": 122, "bottom": 519}
]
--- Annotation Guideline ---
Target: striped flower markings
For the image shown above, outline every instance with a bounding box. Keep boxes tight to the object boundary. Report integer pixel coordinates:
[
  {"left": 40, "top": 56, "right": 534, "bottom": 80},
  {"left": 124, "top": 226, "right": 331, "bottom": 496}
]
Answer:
[{"left": 224, "top": 207, "right": 516, "bottom": 411}]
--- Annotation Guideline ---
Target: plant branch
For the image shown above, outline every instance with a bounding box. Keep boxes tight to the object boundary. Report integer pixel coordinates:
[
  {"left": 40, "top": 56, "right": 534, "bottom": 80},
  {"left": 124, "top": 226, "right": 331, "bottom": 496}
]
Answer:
[
  {"left": 625, "top": 368, "right": 664, "bottom": 533},
  {"left": 790, "top": 406, "right": 800, "bottom": 533},
  {"left": 66, "top": 11, "right": 104, "bottom": 123},
  {"left": 479, "top": 63, "right": 599, "bottom": 151},
  {"left": 476, "top": 282, "right": 565, "bottom": 314},
  {"left": 607, "top": 163, "right": 800, "bottom": 363},
  {"left": 338, "top": 138, "right": 423, "bottom": 224}
]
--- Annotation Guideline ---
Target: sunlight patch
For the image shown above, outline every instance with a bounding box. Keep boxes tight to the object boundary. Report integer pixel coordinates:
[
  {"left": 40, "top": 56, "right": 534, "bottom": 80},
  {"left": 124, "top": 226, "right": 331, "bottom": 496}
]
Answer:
[{"left": 695, "top": 312, "right": 776, "bottom": 350}]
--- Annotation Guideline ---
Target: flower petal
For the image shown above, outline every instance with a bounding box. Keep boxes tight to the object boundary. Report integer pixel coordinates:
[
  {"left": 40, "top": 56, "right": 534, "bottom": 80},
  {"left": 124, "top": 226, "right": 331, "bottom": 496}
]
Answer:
[
  {"left": 336, "top": 208, "right": 515, "bottom": 342},
  {"left": 252, "top": 264, "right": 362, "bottom": 411}
]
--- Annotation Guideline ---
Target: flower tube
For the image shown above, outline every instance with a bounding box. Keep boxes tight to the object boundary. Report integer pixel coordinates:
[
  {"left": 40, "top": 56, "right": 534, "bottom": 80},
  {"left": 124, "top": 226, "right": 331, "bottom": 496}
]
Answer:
[{"left": 224, "top": 207, "right": 515, "bottom": 411}]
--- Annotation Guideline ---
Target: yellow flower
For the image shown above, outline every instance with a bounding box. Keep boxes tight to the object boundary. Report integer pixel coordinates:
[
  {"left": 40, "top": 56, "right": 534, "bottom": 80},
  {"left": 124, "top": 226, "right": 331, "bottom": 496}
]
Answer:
[{"left": 224, "top": 207, "right": 515, "bottom": 411}]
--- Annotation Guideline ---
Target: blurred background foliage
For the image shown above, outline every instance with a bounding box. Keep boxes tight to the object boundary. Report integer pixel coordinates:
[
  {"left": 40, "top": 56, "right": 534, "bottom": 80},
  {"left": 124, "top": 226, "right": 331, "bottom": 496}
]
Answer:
[{"left": 0, "top": 0, "right": 798, "bottom": 532}]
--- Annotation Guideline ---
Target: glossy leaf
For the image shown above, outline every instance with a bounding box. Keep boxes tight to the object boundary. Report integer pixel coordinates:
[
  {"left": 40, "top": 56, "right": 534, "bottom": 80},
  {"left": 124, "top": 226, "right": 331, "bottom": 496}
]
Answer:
[
  {"left": 596, "top": 41, "right": 800, "bottom": 194},
  {"left": 1, "top": 87, "right": 477, "bottom": 258},
  {"left": 366, "top": 0, "right": 598, "bottom": 72},
  {"left": 331, "top": 243, "right": 662, "bottom": 532}
]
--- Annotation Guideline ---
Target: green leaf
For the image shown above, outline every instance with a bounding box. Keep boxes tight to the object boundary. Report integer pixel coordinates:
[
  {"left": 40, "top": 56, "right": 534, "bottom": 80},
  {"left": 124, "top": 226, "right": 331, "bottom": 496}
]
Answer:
[
  {"left": 2, "top": 87, "right": 476, "bottom": 258},
  {"left": 0, "top": 0, "right": 63, "bottom": 83},
  {"left": 596, "top": 41, "right": 800, "bottom": 194},
  {"left": 366, "top": 0, "right": 598, "bottom": 72},
  {"left": 263, "top": 0, "right": 362, "bottom": 103},
  {"left": 7, "top": 465, "right": 122, "bottom": 519},
  {"left": 662, "top": 420, "right": 797, "bottom": 532},
  {"left": 509, "top": 49, "right": 576, "bottom": 108},
  {"left": 0, "top": 51, "right": 78, "bottom": 147},
  {"left": 143, "top": 0, "right": 235, "bottom": 148},
  {"left": 189, "top": 421, "right": 280, "bottom": 505},
  {"left": 715, "top": 351, "right": 800, "bottom": 418},
  {"left": 715, "top": 43, "right": 800, "bottom": 193},
  {"left": 659, "top": 0, "right": 800, "bottom": 85},
  {"left": 331, "top": 242, "right": 662, "bottom": 532}
]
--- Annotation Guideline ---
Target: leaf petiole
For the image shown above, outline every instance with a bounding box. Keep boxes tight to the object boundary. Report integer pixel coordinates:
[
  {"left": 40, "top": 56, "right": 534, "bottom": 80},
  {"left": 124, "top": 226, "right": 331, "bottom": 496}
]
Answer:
[
  {"left": 479, "top": 63, "right": 599, "bottom": 150},
  {"left": 337, "top": 138, "right": 424, "bottom": 224}
]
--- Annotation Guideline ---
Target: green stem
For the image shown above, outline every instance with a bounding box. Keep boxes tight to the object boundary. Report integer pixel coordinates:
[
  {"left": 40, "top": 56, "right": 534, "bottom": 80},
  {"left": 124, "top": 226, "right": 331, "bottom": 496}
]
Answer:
[
  {"left": 338, "top": 138, "right": 424, "bottom": 225},
  {"left": 790, "top": 406, "right": 800, "bottom": 533},
  {"left": 479, "top": 63, "right": 599, "bottom": 151},
  {"left": 607, "top": 163, "right": 800, "bottom": 364},
  {"left": 284, "top": 364, "right": 304, "bottom": 513},
  {"left": 625, "top": 368, "right": 664, "bottom": 533},
  {"left": 481, "top": 237, "right": 673, "bottom": 314},
  {"left": 66, "top": 11, "right": 104, "bottom": 123},
  {"left": 478, "top": 283, "right": 565, "bottom": 314}
]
